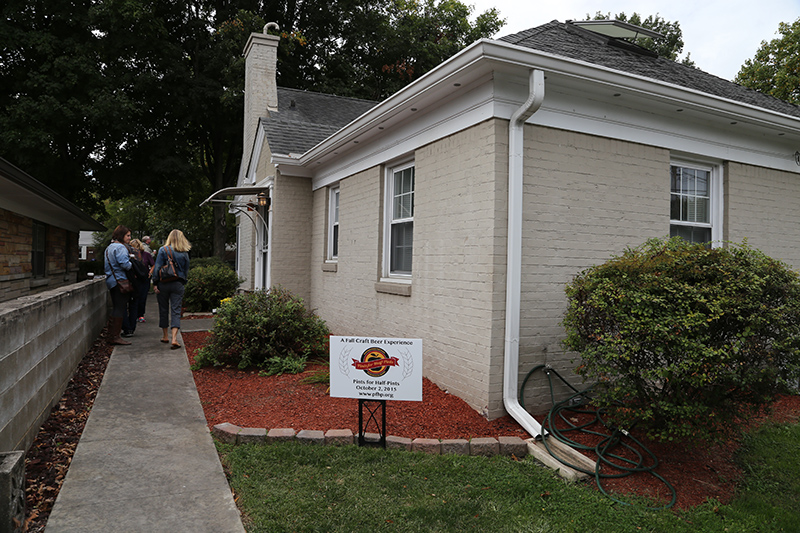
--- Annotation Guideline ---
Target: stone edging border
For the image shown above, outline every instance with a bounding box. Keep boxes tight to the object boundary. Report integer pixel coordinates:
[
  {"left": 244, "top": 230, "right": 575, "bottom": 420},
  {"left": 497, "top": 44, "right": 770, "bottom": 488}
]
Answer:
[{"left": 211, "top": 423, "right": 529, "bottom": 458}]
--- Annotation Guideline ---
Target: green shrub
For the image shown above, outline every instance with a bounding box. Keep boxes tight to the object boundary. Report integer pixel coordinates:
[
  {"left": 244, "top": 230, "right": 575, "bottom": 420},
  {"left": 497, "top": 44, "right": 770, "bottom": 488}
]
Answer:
[
  {"left": 184, "top": 264, "right": 243, "bottom": 312},
  {"left": 563, "top": 237, "right": 800, "bottom": 442},
  {"left": 190, "top": 256, "right": 232, "bottom": 270},
  {"left": 193, "top": 286, "right": 330, "bottom": 374}
]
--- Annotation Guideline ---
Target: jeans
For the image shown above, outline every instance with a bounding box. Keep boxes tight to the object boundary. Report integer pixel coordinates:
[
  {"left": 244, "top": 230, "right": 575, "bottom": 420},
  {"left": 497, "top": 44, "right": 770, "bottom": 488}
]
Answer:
[
  {"left": 122, "top": 283, "right": 140, "bottom": 333},
  {"left": 157, "top": 281, "right": 185, "bottom": 330},
  {"left": 109, "top": 284, "right": 129, "bottom": 318}
]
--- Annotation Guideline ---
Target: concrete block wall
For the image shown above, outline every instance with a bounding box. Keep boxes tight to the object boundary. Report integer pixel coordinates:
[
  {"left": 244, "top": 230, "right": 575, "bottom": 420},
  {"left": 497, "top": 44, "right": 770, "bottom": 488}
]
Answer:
[
  {"left": 310, "top": 120, "right": 508, "bottom": 418},
  {"left": 724, "top": 161, "right": 800, "bottom": 269},
  {"left": 271, "top": 173, "right": 313, "bottom": 302},
  {"left": 517, "top": 125, "right": 670, "bottom": 414},
  {"left": 0, "top": 278, "right": 108, "bottom": 453}
]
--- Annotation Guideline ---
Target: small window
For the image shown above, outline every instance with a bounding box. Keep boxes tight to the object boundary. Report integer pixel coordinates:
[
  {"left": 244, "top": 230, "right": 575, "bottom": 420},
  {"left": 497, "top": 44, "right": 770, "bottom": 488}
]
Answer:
[
  {"left": 328, "top": 186, "right": 339, "bottom": 260},
  {"left": 32, "top": 221, "right": 46, "bottom": 278},
  {"left": 670, "top": 163, "right": 715, "bottom": 244},
  {"left": 384, "top": 163, "right": 414, "bottom": 277}
]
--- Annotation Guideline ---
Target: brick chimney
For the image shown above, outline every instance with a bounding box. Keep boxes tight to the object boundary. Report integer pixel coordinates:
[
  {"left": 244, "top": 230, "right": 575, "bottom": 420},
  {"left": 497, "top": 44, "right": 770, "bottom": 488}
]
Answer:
[{"left": 242, "top": 25, "right": 280, "bottom": 178}]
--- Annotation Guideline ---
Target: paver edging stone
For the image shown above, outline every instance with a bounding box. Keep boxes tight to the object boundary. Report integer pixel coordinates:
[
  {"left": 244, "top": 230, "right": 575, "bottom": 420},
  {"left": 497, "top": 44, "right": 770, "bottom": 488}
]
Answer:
[
  {"left": 212, "top": 423, "right": 526, "bottom": 459},
  {"left": 211, "top": 423, "right": 241, "bottom": 444}
]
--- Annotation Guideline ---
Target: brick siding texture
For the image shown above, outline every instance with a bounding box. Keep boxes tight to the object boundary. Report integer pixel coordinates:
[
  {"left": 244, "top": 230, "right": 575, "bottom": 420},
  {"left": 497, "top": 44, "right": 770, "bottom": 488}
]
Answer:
[
  {"left": 1, "top": 209, "right": 81, "bottom": 302},
  {"left": 310, "top": 120, "right": 508, "bottom": 417},
  {"left": 724, "top": 161, "right": 800, "bottom": 269},
  {"left": 270, "top": 173, "right": 313, "bottom": 301},
  {"left": 516, "top": 126, "right": 669, "bottom": 415},
  {"left": 0, "top": 209, "right": 33, "bottom": 277}
]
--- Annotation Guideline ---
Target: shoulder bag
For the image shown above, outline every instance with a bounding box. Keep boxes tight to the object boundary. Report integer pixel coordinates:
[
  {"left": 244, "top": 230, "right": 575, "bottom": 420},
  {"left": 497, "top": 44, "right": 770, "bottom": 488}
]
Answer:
[
  {"left": 106, "top": 246, "right": 134, "bottom": 293},
  {"left": 158, "top": 247, "right": 180, "bottom": 283}
]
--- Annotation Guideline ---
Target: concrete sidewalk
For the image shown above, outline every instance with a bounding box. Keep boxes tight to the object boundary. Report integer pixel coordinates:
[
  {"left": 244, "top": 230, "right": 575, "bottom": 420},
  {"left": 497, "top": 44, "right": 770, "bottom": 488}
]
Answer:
[{"left": 45, "top": 316, "right": 244, "bottom": 532}]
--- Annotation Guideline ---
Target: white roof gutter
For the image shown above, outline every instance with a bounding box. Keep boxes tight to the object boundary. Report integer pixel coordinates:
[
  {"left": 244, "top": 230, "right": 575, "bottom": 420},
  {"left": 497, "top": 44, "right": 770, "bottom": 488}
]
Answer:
[{"left": 504, "top": 69, "right": 546, "bottom": 438}]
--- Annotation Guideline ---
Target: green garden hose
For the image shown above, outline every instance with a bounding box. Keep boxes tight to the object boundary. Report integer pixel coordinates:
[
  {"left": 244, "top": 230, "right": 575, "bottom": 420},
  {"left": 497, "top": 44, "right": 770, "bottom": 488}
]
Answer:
[{"left": 520, "top": 364, "right": 677, "bottom": 510}]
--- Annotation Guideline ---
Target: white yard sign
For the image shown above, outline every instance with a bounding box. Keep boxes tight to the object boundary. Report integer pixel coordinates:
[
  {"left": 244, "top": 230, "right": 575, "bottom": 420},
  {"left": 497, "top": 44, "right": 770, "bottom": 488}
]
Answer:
[{"left": 329, "top": 336, "right": 422, "bottom": 401}]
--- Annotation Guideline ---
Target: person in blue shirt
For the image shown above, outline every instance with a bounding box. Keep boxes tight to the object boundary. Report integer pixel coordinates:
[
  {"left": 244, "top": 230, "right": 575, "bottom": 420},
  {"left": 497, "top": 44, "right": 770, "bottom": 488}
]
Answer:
[
  {"left": 104, "top": 225, "right": 134, "bottom": 345},
  {"left": 152, "top": 229, "right": 191, "bottom": 348}
]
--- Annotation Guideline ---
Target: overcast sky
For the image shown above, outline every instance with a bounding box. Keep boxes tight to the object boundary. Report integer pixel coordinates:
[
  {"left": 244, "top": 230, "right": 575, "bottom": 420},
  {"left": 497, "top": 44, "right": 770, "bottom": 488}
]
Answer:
[{"left": 470, "top": 0, "right": 799, "bottom": 81}]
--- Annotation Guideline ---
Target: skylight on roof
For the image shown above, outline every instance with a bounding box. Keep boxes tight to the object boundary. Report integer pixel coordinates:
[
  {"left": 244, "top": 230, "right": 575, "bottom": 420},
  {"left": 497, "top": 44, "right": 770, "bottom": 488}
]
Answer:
[{"left": 570, "top": 20, "right": 663, "bottom": 41}]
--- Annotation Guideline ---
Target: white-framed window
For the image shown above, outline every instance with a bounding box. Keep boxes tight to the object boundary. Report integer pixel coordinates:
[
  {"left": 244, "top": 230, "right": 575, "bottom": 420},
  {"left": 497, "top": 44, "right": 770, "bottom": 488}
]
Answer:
[
  {"left": 328, "top": 186, "right": 339, "bottom": 260},
  {"left": 383, "top": 162, "right": 415, "bottom": 278},
  {"left": 670, "top": 161, "right": 722, "bottom": 245}
]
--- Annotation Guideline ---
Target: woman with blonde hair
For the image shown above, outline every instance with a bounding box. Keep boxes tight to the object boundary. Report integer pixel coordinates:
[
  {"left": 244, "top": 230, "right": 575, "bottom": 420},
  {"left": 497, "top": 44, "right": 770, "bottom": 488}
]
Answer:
[{"left": 152, "top": 229, "right": 191, "bottom": 348}]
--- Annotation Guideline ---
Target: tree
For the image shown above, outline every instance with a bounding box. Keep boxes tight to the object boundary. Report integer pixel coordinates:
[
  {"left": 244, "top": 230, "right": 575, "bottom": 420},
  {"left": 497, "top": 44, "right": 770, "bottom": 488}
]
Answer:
[
  {"left": 588, "top": 12, "right": 695, "bottom": 66},
  {"left": 735, "top": 18, "right": 800, "bottom": 105},
  {"left": 0, "top": 0, "right": 121, "bottom": 215},
  {"left": 0, "top": 0, "right": 501, "bottom": 255},
  {"left": 266, "top": 0, "right": 504, "bottom": 100}
]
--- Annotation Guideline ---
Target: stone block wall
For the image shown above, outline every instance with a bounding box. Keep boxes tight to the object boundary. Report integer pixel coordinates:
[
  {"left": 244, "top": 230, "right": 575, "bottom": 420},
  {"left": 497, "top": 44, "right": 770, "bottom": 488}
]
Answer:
[{"left": 0, "top": 278, "right": 108, "bottom": 453}]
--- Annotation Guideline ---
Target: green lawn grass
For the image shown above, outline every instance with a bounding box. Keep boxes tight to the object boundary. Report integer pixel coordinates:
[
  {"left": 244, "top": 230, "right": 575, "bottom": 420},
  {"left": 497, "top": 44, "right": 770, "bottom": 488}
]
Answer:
[{"left": 217, "top": 421, "right": 800, "bottom": 533}]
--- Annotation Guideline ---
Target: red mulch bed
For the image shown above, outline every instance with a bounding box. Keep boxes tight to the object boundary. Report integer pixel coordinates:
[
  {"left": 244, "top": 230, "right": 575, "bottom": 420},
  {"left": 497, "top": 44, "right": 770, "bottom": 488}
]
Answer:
[{"left": 184, "top": 329, "right": 800, "bottom": 511}]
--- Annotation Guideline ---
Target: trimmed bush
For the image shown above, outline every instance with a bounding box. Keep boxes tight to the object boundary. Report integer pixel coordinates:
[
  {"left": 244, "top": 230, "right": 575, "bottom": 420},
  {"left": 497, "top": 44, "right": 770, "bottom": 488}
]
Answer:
[
  {"left": 563, "top": 237, "right": 800, "bottom": 442},
  {"left": 190, "top": 256, "right": 232, "bottom": 270},
  {"left": 184, "top": 264, "right": 243, "bottom": 312},
  {"left": 193, "top": 286, "right": 330, "bottom": 374}
]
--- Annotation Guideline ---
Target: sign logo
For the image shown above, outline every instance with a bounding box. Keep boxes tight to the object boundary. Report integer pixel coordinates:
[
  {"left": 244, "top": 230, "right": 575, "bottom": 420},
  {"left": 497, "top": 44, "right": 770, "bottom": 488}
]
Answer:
[{"left": 353, "top": 347, "right": 398, "bottom": 377}]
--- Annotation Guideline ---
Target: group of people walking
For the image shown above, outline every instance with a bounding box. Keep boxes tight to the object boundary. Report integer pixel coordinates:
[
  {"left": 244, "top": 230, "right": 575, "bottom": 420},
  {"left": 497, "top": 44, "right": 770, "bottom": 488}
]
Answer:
[{"left": 104, "top": 226, "right": 191, "bottom": 348}]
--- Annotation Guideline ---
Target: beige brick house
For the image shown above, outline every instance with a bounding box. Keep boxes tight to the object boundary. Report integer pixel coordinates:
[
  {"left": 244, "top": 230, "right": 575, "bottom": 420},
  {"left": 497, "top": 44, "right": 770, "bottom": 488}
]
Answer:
[{"left": 206, "top": 20, "right": 800, "bottom": 436}]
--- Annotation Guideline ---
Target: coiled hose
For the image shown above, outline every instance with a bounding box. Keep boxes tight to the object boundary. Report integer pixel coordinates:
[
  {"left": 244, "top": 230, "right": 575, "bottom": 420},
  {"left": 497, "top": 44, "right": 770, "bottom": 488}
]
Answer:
[{"left": 520, "top": 364, "right": 677, "bottom": 510}]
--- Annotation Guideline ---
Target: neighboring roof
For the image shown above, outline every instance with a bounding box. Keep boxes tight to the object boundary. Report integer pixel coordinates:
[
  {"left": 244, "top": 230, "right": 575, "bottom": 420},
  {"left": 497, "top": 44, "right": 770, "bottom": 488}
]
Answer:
[
  {"left": 499, "top": 20, "right": 800, "bottom": 119},
  {"left": 0, "top": 157, "right": 105, "bottom": 232},
  {"left": 265, "top": 87, "right": 378, "bottom": 156}
]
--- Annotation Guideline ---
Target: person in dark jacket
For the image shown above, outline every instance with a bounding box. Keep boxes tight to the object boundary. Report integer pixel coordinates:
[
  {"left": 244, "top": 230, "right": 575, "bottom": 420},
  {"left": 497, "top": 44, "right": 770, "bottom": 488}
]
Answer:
[
  {"left": 131, "top": 238, "right": 154, "bottom": 323},
  {"left": 152, "top": 229, "right": 191, "bottom": 348}
]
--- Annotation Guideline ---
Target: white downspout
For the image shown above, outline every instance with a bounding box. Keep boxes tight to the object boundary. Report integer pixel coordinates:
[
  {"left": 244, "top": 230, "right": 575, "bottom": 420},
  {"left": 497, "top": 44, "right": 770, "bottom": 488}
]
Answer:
[{"left": 503, "top": 69, "right": 545, "bottom": 438}]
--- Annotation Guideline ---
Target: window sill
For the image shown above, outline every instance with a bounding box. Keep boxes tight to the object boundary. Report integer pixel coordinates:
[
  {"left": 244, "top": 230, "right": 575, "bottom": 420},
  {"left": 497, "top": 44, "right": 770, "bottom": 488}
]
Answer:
[
  {"left": 30, "top": 278, "right": 50, "bottom": 288},
  {"left": 374, "top": 281, "right": 412, "bottom": 296},
  {"left": 321, "top": 262, "right": 338, "bottom": 272}
]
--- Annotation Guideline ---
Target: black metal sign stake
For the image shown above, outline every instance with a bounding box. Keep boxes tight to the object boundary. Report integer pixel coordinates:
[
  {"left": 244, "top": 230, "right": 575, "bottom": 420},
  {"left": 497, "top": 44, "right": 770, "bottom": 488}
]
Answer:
[{"left": 358, "top": 399, "right": 386, "bottom": 448}]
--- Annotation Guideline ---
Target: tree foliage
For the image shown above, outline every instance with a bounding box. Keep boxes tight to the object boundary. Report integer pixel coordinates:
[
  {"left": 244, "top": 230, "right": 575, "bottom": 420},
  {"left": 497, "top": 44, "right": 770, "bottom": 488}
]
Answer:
[
  {"left": 588, "top": 12, "right": 695, "bottom": 66},
  {"left": 563, "top": 238, "right": 800, "bottom": 442},
  {"left": 735, "top": 18, "right": 800, "bottom": 105},
  {"left": 0, "top": 0, "right": 501, "bottom": 255},
  {"left": 265, "top": 0, "right": 503, "bottom": 99}
]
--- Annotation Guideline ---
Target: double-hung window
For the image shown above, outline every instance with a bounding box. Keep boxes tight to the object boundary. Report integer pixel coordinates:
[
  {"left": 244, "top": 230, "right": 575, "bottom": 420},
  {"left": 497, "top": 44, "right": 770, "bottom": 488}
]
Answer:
[
  {"left": 328, "top": 186, "right": 340, "bottom": 260},
  {"left": 384, "top": 162, "right": 414, "bottom": 277},
  {"left": 670, "top": 162, "right": 720, "bottom": 245}
]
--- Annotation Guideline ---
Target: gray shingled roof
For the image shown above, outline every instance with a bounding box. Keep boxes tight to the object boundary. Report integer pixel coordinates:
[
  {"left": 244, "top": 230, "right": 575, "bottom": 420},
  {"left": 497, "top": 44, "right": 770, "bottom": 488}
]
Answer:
[
  {"left": 500, "top": 21, "right": 800, "bottom": 119},
  {"left": 265, "top": 87, "right": 378, "bottom": 156}
]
